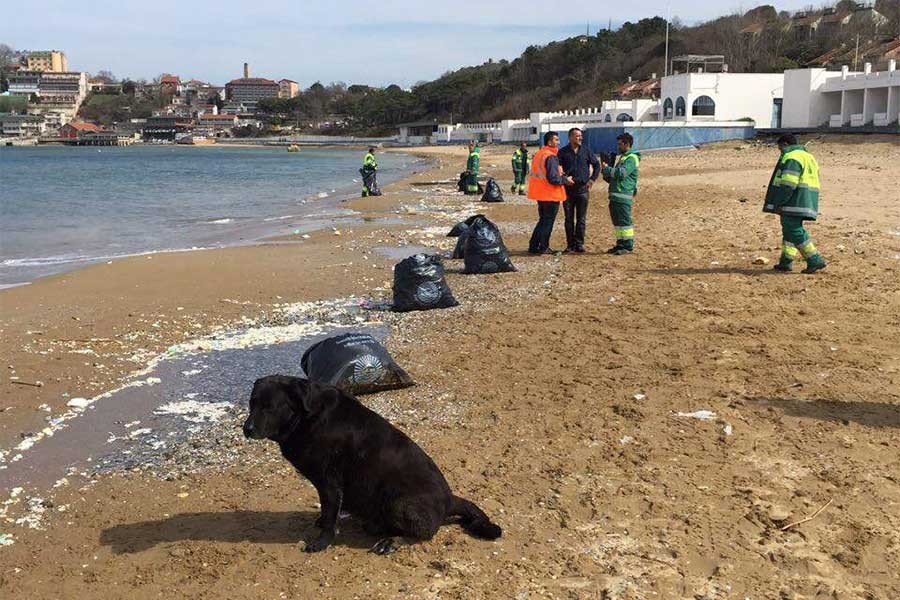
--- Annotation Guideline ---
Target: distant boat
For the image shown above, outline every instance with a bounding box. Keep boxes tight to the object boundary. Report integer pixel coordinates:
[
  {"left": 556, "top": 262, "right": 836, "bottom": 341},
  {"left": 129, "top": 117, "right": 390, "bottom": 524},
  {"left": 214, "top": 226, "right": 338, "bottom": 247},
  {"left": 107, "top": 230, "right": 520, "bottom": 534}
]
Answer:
[{"left": 287, "top": 144, "right": 300, "bottom": 152}]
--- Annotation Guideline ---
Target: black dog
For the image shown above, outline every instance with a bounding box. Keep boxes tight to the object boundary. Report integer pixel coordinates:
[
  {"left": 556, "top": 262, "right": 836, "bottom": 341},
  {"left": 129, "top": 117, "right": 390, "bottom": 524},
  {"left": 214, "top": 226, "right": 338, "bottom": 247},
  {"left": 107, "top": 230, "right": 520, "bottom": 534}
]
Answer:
[{"left": 243, "top": 375, "right": 502, "bottom": 553}]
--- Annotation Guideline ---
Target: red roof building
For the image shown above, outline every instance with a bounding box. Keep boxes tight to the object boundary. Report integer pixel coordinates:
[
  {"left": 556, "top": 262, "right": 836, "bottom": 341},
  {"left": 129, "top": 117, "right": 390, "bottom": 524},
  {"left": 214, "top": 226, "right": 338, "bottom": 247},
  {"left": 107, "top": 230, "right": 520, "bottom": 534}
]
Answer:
[{"left": 58, "top": 121, "right": 101, "bottom": 140}]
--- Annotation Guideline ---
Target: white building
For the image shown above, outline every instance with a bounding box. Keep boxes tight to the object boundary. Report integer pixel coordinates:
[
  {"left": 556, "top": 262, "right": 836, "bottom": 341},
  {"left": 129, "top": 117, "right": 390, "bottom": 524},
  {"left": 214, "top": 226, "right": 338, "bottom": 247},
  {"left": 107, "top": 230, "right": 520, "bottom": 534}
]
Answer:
[
  {"left": 783, "top": 61, "right": 899, "bottom": 128},
  {"left": 660, "top": 72, "right": 785, "bottom": 128}
]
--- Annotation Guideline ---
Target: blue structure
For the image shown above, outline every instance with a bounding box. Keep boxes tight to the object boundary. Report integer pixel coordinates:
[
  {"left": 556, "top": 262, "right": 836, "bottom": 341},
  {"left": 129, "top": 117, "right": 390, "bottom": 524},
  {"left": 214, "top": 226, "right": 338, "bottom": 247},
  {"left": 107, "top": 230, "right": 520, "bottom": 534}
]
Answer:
[{"left": 582, "top": 124, "right": 755, "bottom": 155}]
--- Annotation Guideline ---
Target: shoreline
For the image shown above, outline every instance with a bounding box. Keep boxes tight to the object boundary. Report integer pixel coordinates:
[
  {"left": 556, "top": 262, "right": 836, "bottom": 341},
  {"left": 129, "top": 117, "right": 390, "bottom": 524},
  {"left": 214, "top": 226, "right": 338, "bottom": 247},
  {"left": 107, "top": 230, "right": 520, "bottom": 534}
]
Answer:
[
  {"left": 0, "top": 145, "right": 469, "bottom": 446},
  {"left": 0, "top": 147, "right": 434, "bottom": 289}
]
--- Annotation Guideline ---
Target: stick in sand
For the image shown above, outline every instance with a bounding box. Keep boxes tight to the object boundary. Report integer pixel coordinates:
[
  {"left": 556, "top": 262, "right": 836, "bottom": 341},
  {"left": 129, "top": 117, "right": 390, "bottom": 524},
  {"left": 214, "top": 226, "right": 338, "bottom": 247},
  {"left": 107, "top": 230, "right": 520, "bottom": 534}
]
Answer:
[
  {"left": 11, "top": 380, "right": 44, "bottom": 387},
  {"left": 780, "top": 498, "right": 833, "bottom": 531}
]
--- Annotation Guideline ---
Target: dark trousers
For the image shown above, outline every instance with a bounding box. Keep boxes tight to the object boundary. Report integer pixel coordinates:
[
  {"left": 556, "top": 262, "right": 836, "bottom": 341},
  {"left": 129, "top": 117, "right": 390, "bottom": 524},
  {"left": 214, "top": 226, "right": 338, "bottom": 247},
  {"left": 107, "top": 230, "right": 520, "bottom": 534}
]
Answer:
[
  {"left": 529, "top": 201, "right": 560, "bottom": 253},
  {"left": 563, "top": 187, "right": 589, "bottom": 250}
]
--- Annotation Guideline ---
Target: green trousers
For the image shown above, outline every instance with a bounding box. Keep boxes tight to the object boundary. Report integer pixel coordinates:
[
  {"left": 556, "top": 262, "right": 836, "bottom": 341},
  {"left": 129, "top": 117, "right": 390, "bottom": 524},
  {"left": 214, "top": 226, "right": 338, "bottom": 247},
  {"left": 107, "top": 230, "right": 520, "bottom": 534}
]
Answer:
[
  {"left": 465, "top": 172, "right": 479, "bottom": 195},
  {"left": 609, "top": 201, "right": 634, "bottom": 251},
  {"left": 779, "top": 215, "right": 820, "bottom": 263},
  {"left": 512, "top": 169, "right": 526, "bottom": 194}
]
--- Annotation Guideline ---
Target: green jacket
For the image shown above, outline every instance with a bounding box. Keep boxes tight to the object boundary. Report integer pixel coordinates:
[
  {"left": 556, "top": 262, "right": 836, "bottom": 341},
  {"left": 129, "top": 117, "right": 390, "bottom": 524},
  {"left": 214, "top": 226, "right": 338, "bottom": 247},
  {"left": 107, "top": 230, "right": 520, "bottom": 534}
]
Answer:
[
  {"left": 363, "top": 152, "right": 377, "bottom": 171},
  {"left": 763, "top": 145, "right": 820, "bottom": 221},
  {"left": 601, "top": 150, "right": 641, "bottom": 204},
  {"left": 466, "top": 149, "right": 480, "bottom": 174},
  {"left": 511, "top": 148, "right": 527, "bottom": 172}
]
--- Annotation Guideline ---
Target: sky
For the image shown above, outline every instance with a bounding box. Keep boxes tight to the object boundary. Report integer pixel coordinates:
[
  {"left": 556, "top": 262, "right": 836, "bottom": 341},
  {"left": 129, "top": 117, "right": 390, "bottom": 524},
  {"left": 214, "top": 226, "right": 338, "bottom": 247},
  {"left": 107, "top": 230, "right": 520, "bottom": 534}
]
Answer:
[{"left": 8, "top": 1, "right": 816, "bottom": 88}]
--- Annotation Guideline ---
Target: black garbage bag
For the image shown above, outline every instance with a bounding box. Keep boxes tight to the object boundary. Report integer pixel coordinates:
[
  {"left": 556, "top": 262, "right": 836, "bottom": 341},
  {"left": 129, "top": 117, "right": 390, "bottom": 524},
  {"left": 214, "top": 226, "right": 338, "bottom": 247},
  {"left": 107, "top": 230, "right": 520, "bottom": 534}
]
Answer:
[
  {"left": 481, "top": 177, "right": 504, "bottom": 203},
  {"left": 456, "top": 171, "right": 467, "bottom": 193},
  {"left": 392, "top": 253, "right": 459, "bottom": 312},
  {"left": 447, "top": 213, "right": 487, "bottom": 237},
  {"left": 301, "top": 332, "right": 414, "bottom": 396},
  {"left": 360, "top": 167, "right": 382, "bottom": 196},
  {"left": 463, "top": 216, "right": 516, "bottom": 274},
  {"left": 451, "top": 229, "right": 470, "bottom": 259}
]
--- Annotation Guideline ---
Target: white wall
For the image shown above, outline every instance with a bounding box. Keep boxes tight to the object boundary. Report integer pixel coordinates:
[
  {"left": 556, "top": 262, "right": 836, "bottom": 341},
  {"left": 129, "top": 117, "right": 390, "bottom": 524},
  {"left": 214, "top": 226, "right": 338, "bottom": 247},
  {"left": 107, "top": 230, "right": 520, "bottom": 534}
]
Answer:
[
  {"left": 782, "top": 68, "right": 846, "bottom": 128},
  {"left": 660, "top": 72, "right": 784, "bottom": 127}
]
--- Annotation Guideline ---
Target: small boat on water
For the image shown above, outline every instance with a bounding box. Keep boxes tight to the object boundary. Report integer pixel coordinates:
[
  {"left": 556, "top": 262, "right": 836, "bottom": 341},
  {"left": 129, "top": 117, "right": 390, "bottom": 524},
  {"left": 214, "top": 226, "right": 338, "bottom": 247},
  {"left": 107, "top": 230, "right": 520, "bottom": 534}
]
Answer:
[{"left": 287, "top": 144, "right": 300, "bottom": 152}]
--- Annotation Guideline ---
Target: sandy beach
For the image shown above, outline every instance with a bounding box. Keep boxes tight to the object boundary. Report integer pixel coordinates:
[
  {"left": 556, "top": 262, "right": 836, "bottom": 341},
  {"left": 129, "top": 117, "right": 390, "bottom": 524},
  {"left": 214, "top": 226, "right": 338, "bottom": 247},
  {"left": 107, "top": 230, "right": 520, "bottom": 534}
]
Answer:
[{"left": 1, "top": 137, "right": 899, "bottom": 598}]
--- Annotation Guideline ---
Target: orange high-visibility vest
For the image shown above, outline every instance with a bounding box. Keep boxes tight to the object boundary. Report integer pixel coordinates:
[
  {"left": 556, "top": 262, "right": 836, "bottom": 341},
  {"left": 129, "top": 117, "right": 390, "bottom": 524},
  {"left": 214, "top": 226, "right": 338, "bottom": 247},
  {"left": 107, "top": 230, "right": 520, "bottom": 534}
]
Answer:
[{"left": 527, "top": 146, "right": 566, "bottom": 202}]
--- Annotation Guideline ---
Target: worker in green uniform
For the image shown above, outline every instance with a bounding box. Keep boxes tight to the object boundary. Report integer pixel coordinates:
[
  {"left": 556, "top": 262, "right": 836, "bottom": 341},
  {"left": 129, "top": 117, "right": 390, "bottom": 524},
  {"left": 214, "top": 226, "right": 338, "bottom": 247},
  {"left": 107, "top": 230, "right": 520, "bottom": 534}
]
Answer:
[
  {"left": 763, "top": 133, "right": 827, "bottom": 274},
  {"left": 464, "top": 141, "right": 480, "bottom": 195},
  {"left": 600, "top": 133, "right": 641, "bottom": 255},
  {"left": 510, "top": 142, "right": 528, "bottom": 195},
  {"left": 361, "top": 146, "right": 381, "bottom": 197}
]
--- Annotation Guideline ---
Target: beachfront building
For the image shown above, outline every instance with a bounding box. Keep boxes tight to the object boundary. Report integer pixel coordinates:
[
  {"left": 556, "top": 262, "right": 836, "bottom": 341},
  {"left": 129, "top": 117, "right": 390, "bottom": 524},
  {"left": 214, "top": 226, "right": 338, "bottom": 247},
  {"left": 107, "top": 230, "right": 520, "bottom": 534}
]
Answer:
[
  {"left": 782, "top": 61, "right": 900, "bottom": 128},
  {"left": 142, "top": 115, "right": 193, "bottom": 141},
  {"left": 0, "top": 113, "right": 46, "bottom": 137},
  {"left": 25, "top": 50, "right": 68, "bottom": 73},
  {"left": 58, "top": 121, "right": 101, "bottom": 140},
  {"left": 197, "top": 113, "right": 239, "bottom": 136},
  {"left": 660, "top": 71, "right": 785, "bottom": 128},
  {"left": 279, "top": 79, "right": 299, "bottom": 99}
]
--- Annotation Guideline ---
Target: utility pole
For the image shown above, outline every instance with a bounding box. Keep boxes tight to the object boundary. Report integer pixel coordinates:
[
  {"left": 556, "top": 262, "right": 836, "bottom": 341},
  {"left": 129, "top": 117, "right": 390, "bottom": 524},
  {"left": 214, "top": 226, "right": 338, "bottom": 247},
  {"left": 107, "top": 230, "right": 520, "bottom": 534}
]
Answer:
[
  {"left": 853, "top": 33, "right": 860, "bottom": 71},
  {"left": 664, "top": 4, "right": 671, "bottom": 77}
]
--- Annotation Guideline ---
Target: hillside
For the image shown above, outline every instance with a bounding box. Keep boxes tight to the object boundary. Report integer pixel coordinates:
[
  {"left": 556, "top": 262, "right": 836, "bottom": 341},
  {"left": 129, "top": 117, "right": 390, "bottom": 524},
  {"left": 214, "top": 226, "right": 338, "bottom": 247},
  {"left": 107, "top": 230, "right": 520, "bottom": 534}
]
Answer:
[{"left": 259, "top": 1, "right": 899, "bottom": 133}]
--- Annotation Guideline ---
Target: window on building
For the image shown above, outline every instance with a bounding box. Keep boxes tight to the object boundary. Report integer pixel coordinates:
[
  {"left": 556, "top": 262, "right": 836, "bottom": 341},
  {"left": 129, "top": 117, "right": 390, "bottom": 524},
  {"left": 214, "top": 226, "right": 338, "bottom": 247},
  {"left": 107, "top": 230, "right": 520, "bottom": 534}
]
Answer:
[
  {"left": 604, "top": 114, "right": 612, "bottom": 122},
  {"left": 663, "top": 98, "right": 673, "bottom": 119},
  {"left": 675, "top": 97, "right": 686, "bottom": 117},
  {"left": 616, "top": 113, "right": 633, "bottom": 122},
  {"left": 692, "top": 95, "right": 716, "bottom": 116}
]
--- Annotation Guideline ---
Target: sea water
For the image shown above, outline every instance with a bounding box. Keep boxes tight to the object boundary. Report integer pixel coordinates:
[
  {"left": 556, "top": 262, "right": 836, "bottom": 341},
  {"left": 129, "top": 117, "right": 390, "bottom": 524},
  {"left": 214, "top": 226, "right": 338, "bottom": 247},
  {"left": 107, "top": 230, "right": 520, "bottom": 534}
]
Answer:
[{"left": 0, "top": 145, "right": 421, "bottom": 286}]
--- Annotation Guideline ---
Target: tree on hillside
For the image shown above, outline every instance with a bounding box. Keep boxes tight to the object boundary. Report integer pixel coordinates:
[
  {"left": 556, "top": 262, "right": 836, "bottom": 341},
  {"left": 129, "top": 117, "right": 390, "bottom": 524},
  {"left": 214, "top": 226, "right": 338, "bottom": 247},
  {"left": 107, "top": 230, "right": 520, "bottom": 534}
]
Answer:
[{"left": 0, "top": 43, "right": 17, "bottom": 67}]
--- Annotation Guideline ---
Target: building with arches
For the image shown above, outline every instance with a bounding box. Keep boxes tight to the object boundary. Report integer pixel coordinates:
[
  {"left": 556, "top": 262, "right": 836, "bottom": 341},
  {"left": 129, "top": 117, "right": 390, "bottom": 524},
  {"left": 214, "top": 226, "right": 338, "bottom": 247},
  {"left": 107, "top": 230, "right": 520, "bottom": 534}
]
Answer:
[{"left": 659, "top": 71, "right": 785, "bottom": 128}]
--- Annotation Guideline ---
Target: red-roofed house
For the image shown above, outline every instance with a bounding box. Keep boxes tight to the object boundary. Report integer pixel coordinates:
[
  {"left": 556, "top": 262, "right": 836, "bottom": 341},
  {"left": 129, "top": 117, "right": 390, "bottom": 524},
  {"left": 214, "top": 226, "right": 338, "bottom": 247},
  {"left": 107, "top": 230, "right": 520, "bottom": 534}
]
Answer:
[
  {"left": 58, "top": 121, "right": 101, "bottom": 140},
  {"left": 279, "top": 79, "right": 299, "bottom": 99},
  {"left": 159, "top": 75, "right": 181, "bottom": 95}
]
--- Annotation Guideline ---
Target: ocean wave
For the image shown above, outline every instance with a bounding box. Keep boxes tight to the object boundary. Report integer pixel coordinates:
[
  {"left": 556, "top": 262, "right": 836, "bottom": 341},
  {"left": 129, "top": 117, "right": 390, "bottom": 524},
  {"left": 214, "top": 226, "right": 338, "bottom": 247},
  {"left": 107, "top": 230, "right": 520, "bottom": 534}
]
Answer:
[
  {"left": 205, "top": 218, "right": 234, "bottom": 224},
  {"left": 1, "top": 247, "right": 209, "bottom": 269}
]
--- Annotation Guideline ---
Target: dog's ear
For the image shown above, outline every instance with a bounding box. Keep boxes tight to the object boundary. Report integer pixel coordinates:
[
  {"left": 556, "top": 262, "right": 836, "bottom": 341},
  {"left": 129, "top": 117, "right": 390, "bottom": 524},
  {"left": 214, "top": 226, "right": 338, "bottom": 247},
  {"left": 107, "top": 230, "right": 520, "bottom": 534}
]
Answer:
[{"left": 287, "top": 378, "right": 320, "bottom": 415}]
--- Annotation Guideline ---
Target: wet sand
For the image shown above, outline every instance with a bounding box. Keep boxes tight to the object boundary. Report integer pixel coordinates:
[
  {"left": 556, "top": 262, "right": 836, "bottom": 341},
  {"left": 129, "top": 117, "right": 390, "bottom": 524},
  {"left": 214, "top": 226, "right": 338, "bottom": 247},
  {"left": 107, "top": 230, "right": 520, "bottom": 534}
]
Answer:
[{"left": 1, "top": 138, "right": 900, "bottom": 598}]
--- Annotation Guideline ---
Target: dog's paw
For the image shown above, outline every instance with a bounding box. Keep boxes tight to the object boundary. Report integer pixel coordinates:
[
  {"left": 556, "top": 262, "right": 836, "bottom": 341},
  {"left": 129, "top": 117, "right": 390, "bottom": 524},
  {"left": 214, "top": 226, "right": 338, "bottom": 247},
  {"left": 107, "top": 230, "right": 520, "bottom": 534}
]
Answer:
[
  {"left": 303, "top": 534, "right": 333, "bottom": 553},
  {"left": 370, "top": 538, "right": 398, "bottom": 555}
]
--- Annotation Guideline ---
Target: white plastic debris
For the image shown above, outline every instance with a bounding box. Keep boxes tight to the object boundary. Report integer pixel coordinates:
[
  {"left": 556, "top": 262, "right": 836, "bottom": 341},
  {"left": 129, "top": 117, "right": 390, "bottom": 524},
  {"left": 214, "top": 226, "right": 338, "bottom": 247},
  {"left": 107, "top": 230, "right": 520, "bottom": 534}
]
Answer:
[
  {"left": 675, "top": 410, "right": 717, "bottom": 420},
  {"left": 0, "top": 533, "right": 14, "bottom": 546},
  {"left": 633, "top": 393, "right": 646, "bottom": 401},
  {"left": 66, "top": 397, "right": 90, "bottom": 409},
  {"left": 723, "top": 424, "right": 733, "bottom": 436}
]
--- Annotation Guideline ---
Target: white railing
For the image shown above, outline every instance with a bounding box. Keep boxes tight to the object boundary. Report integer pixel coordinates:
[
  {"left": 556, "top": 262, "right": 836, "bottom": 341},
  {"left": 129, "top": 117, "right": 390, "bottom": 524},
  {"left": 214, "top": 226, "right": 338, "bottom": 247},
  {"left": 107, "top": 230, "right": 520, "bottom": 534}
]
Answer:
[{"left": 829, "top": 114, "right": 844, "bottom": 127}]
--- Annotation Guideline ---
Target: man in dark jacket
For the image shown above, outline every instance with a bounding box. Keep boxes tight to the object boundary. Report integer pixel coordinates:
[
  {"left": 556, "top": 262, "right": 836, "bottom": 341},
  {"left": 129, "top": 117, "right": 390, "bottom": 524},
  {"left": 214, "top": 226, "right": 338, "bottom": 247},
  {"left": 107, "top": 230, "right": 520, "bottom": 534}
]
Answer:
[{"left": 558, "top": 127, "right": 601, "bottom": 253}]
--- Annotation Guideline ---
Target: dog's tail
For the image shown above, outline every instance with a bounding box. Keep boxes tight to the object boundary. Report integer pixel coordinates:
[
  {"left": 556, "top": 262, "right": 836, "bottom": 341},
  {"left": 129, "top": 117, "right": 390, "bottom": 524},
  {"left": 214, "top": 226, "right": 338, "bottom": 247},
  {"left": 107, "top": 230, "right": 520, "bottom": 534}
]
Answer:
[{"left": 449, "top": 495, "right": 502, "bottom": 540}]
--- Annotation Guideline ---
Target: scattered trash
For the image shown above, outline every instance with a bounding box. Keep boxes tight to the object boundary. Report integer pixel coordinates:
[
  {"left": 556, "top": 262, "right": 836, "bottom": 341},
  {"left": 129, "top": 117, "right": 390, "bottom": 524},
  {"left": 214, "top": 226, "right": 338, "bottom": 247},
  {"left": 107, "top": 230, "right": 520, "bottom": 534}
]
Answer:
[
  {"left": 66, "top": 397, "right": 90, "bottom": 409},
  {"left": 632, "top": 393, "right": 646, "bottom": 401},
  {"left": 723, "top": 423, "right": 733, "bottom": 436},
  {"left": 301, "top": 333, "right": 414, "bottom": 396},
  {"left": 177, "top": 492, "right": 189, "bottom": 498},
  {"left": 155, "top": 400, "right": 232, "bottom": 424},
  {"left": 675, "top": 410, "right": 717, "bottom": 420},
  {"left": 620, "top": 436, "right": 634, "bottom": 445},
  {"left": 0, "top": 533, "right": 14, "bottom": 546},
  {"left": 753, "top": 257, "right": 770, "bottom": 265}
]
